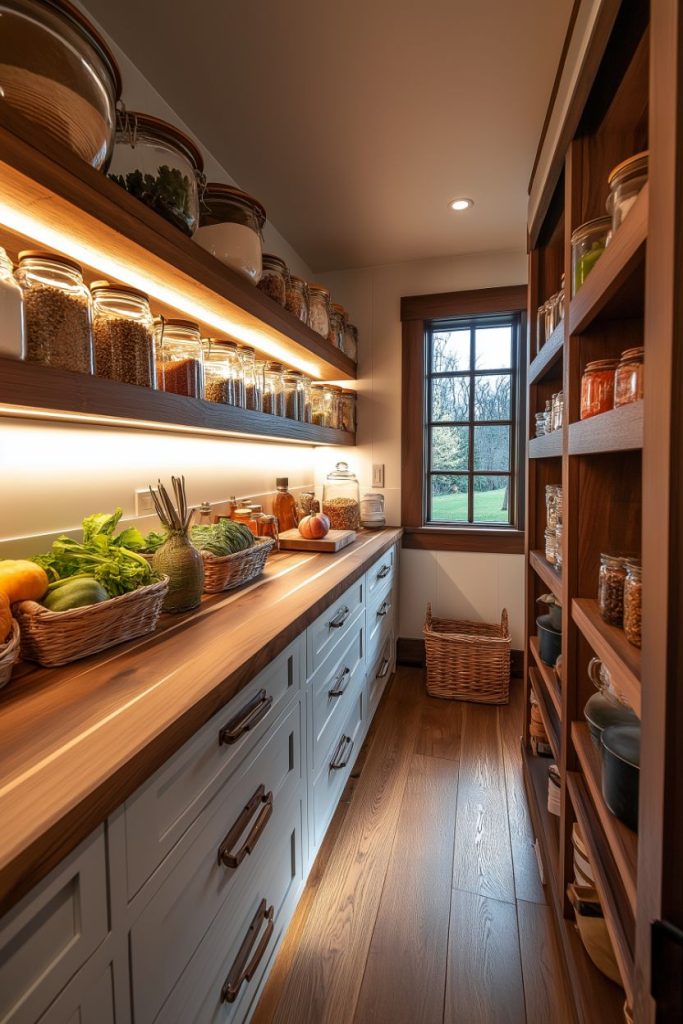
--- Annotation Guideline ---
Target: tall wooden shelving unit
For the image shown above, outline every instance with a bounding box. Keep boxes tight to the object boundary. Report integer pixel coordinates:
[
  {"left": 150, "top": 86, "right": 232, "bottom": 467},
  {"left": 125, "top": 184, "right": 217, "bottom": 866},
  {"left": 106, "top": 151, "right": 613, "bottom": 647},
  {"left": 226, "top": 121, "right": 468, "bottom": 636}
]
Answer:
[{"left": 523, "top": 2, "right": 683, "bottom": 1021}]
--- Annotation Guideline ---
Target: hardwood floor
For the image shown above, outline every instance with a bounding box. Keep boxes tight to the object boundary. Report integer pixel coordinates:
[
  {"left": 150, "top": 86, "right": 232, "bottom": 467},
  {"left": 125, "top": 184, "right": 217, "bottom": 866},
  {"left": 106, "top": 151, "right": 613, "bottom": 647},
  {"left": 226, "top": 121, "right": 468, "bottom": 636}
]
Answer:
[{"left": 252, "top": 667, "right": 574, "bottom": 1024}]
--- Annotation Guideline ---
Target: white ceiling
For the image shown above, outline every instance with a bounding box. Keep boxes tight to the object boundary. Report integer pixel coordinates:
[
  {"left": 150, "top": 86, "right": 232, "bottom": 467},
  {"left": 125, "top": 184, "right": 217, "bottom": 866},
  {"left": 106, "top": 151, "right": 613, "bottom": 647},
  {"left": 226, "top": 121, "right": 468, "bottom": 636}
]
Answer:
[{"left": 83, "top": 0, "right": 573, "bottom": 272}]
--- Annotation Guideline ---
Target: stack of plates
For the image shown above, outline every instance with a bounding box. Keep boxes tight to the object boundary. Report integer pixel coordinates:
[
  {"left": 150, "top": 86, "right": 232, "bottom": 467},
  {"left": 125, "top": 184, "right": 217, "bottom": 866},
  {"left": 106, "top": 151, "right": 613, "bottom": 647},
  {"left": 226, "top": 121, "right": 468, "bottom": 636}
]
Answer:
[
  {"left": 547, "top": 763, "right": 561, "bottom": 816},
  {"left": 529, "top": 694, "right": 552, "bottom": 756},
  {"left": 572, "top": 822, "right": 595, "bottom": 886}
]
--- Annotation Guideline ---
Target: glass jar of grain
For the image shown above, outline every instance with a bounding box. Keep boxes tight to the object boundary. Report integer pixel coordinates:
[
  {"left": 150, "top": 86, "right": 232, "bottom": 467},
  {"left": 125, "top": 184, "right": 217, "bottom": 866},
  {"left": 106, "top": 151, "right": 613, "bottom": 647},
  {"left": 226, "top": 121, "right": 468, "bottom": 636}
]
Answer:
[
  {"left": 282, "top": 369, "right": 305, "bottom": 420},
  {"left": 204, "top": 340, "right": 245, "bottom": 406},
  {"left": 154, "top": 318, "right": 204, "bottom": 398},
  {"left": 307, "top": 284, "right": 331, "bottom": 338},
  {"left": 239, "top": 345, "right": 263, "bottom": 411},
  {"left": 623, "top": 559, "right": 642, "bottom": 647},
  {"left": 16, "top": 250, "right": 93, "bottom": 373},
  {"left": 90, "top": 281, "right": 155, "bottom": 387},
  {"left": 328, "top": 303, "right": 346, "bottom": 349},
  {"left": 263, "top": 361, "right": 285, "bottom": 416},
  {"left": 323, "top": 461, "right": 361, "bottom": 531},
  {"left": 286, "top": 275, "right": 309, "bottom": 322},
  {"left": 598, "top": 553, "right": 627, "bottom": 627},
  {"left": 257, "top": 253, "right": 288, "bottom": 306}
]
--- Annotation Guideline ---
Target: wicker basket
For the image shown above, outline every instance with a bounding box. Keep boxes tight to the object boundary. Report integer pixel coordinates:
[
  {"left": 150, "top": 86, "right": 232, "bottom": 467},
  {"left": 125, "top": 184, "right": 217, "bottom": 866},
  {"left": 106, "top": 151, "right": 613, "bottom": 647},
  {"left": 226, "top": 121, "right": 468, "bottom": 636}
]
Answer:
[
  {"left": 201, "top": 537, "right": 275, "bottom": 594},
  {"left": 14, "top": 576, "right": 170, "bottom": 668},
  {"left": 0, "top": 620, "right": 21, "bottom": 688},
  {"left": 423, "top": 603, "right": 510, "bottom": 704}
]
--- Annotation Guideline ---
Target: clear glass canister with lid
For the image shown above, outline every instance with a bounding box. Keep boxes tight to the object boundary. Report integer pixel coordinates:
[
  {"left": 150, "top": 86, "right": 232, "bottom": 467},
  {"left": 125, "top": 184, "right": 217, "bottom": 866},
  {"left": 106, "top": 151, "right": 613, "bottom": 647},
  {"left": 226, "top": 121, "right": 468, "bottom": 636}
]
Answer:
[
  {"left": 109, "top": 111, "right": 204, "bottom": 236},
  {"left": 546, "top": 484, "right": 561, "bottom": 529},
  {"left": 343, "top": 321, "right": 359, "bottom": 362},
  {"left": 322, "top": 461, "right": 361, "bottom": 531},
  {"left": 327, "top": 385, "right": 343, "bottom": 430},
  {"left": 544, "top": 527, "right": 557, "bottom": 565},
  {"left": 534, "top": 412, "right": 547, "bottom": 437},
  {"left": 286, "top": 275, "right": 309, "bottom": 323},
  {"left": 282, "top": 369, "right": 304, "bottom": 420},
  {"left": 598, "top": 554, "right": 627, "bottom": 626},
  {"left": 204, "top": 340, "right": 245, "bottom": 406},
  {"left": 311, "top": 383, "right": 330, "bottom": 426},
  {"left": 239, "top": 346, "right": 263, "bottom": 411},
  {"left": 197, "top": 183, "right": 265, "bottom": 283},
  {"left": 154, "top": 318, "right": 204, "bottom": 397},
  {"left": 623, "top": 559, "right": 642, "bottom": 647},
  {"left": 328, "top": 303, "right": 346, "bottom": 349},
  {"left": 257, "top": 254, "right": 288, "bottom": 306},
  {"left": 0, "top": 247, "right": 24, "bottom": 359},
  {"left": 536, "top": 303, "right": 546, "bottom": 350},
  {"left": 571, "top": 217, "right": 611, "bottom": 295},
  {"left": 308, "top": 284, "right": 331, "bottom": 338},
  {"left": 16, "top": 250, "right": 93, "bottom": 373},
  {"left": 263, "top": 361, "right": 285, "bottom": 416},
  {"left": 607, "top": 152, "right": 648, "bottom": 234},
  {"left": 91, "top": 281, "right": 155, "bottom": 387},
  {"left": 341, "top": 390, "right": 357, "bottom": 433},
  {"left": 581, "top": 359, "right": 618, "bottom": 419},
  {"left": 614, "top": 347, "right": 644, "bottom": 407}
]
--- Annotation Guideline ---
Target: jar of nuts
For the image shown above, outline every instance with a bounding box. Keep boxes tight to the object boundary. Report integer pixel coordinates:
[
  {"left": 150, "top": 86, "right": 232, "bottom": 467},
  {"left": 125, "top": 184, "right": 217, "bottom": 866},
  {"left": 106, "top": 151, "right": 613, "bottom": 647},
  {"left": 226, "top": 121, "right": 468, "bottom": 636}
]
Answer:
[
  {"left": 91, "top": 281, "right": 155, "bottom": 387},
  {"left": 322, "top": 461, "right": 360, "bottom": 531},
  {"left": 598, "top": 553, "right": 627, "bottom": 626},
  {"left": 257, "top": 253, "right": 289, "bottom": 306},
  {"left": 623, "top": 559, "right": 642, "bottom": 647}
]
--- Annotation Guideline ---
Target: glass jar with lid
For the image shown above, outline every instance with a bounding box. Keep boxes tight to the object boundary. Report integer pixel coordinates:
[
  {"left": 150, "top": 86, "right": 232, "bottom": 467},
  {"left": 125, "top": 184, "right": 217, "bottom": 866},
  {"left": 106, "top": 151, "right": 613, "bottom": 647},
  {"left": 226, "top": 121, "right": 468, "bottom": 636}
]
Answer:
[
  {"left": 282, "top": 369, "right": 304, "bottom": 420},
  {"left": 16, "top": 250, "right": 93, "bottom": 373},
  {"left": 154, "top": 318, "right": 204, "bottom": 397},
  {"left": 555, "top": 521, "right": 564, "bottom": 571},
  {"left": 607, "top": 152, "right": 648, "bottom": 234},
  {"left": 544, "top": 296, "right": 557, "bottom": 340},
  {"left": 197, "top": 183, "right": 265, "bottom": 283},
  {"left": 90, "top": 280, "right": 155, "bottom": 387},
  {"left": 623, "top": 559, "right": 642, "bottom": 647},
  {"left": 552, "top": 391, "right": 564, "bottom": 431},
  {"left": 286, "top": 276, "right": 309, "bottom": 322},
  {"left": 263, "top": 361, "right": 285, "bottom": 416},
  {"left": 360, "top": 493, "right": 385, "bottom": 530},
  {"left": 109, "top": 111, "right": 204, "bottom": 236},
  {"left": 300, "top": 376, "right": 313, "bottom": 423},
  {"left": 545, "top": 484, "right": 561, "bottom": 529},
  {"left": 311, "top": 383, "right": 330, "bottom": 426},
  {"left": 257, "top": 253, "right": 288, "bottom": 306},
  {"left": 327, "top": 385, "right": 343, "bottom": 429},
  {"left": 341, "top": 390, "right": 357, "bottom": 433},
  {"left": 343, "top": 321, "right": 359, "bottom": 362},
  {"left": 544, "top": 398, "right": 553, "bottom": 433},
  {"left": 581, "top": 359, "right": 618, "bottom": 419},
  {"left": 544, "top": 527, "right": 557, "bottom": 565},
  {"left": 614, "top": 347, "right": 644, "bottom": 407},
  {"left": 536, "top": 303, "right": 546, "bottom": 350},
  {"left": 598, "top": 554, "right": 627, "bottom": 626},
  {"left": 239, "top": 345, "right": 263, "bottom": 411},
  {"left": 328, "top": 303, "right": 346, "bottom": 349},
  {"left": 571, "top": 217, "right": 611, "bottom": 295},
  {"left": 0, "top": 247, "right": 25, "bottom": 359},
  {"left": 322, "top": 461, "right": 361, "bottom": 531},
  {"left": 308, "top": 284, "right": 331, "bottom": 338},
  {"left": 203, "top": 340, "right": 245, "bottom": 406},
  {"left": 534, "top": 412, "right": 547, "bottom": 437},
  {"left": 0, "top": 0, "right": 122, "bottom": 168}
]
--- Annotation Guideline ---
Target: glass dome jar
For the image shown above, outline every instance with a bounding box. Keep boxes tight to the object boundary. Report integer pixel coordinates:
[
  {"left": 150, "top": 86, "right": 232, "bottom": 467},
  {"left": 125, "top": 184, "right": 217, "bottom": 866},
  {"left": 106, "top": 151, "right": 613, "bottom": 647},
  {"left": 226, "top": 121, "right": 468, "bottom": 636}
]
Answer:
[
  {"left": 239, "top": 345, "right": 263, "bottom": 411},
  {"left": 257, "top": 254, "right": 288, "bottom": 306},
  {"left": 204, "top": 340, "right": 245, "bottom": 406},
  {"left": 109, "top": 111, "right": 204, "bottom": 236},
  {"left": 154, "top": 318, "right": 204, "bottom": 398},
  {"left": 263, "top": 360, "right": 285, "bottom": 416},
  {"left": 286, "top": 275, "right": 309, "bottom": 322},
  {"left": 571, "top": 217, "right": 611, "bottom": 295},
  {"left": 328, "top": 303, "right": 346, "bottom": 349},
  {"left": 323, "top": 462, "right": 361, "bottom": 531},
  {"left": 0, "top": 247, "right": 25, "bottom": 359},
  {"left": 343, "top": 321, "right": 359, "bottom": 362},
  {"left": 0, "top": 0, "right": 121, "bottom": 168},
  {"left": 91, "top": 281, "right": 155, "bottom": 388},
  {"left": 197, "top": 183, "right": 265, "bottom": 283},
  {"left": 16, "top": 250, "right": 92, "bottom": 373},
  {"left": 308, "top": 284, "right": 331, "bottom": 338},
  {"left": 607, "top": 152, "right": 648, "bottom": 234}
]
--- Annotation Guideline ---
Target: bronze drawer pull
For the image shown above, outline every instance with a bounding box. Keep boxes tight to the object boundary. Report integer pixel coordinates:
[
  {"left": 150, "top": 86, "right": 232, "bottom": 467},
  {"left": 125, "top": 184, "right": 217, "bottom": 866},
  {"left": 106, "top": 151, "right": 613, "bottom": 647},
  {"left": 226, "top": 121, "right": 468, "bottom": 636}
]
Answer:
[
  {"left": 221, "top": 898, "right": 274, "bottom": 1003},
  {"left": 329, "top": 605, "right": 350, "bottom": 629},
  {"left": 376, "top": 657, "right": 390, "bottom": 679},
  {"left": 329, "top": 666, "right": 351, "bottom": 698},
  {"left": 218, "top": 784, "right": 274, "bottom": 869},
  {"left": 377, "top": 564, "right": 391, "bottom": 579},
  {"left": 377, "top": 600, "right": 391, "bottom": 618},
  {"left": 330, "top": 734, "right": 354, "bottom": 771},
  {"left": 219, "top": 689, "right": 273, "bottom": 745}
]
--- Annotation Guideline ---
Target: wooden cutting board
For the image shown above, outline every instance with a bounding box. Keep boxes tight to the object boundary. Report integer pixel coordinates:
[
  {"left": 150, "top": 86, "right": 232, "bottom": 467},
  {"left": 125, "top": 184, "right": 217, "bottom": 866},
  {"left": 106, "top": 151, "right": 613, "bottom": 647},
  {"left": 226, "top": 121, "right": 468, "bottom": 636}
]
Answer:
[{"left": 278, "top": 529, "right": 357, "bottom": 552}]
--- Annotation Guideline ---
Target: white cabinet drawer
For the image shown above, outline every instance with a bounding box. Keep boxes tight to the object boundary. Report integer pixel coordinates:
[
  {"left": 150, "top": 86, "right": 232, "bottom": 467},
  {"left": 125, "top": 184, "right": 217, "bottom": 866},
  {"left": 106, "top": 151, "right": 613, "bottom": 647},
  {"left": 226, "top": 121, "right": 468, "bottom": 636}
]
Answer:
[
  {"left": 36, "top": 954, "right": 114, "bottom": 1024},
  {"left": 311, "top": 689, "right": 363, "bottom": 850},
  {"left": 130, "top": 698, "right": 302, "bottom": 1024},
  {"left": 366, "top": 579, "right": 395, "bottom": 666},
  {"left": 365, "top": 546, "right": 395, "bottom": 600},
  {"left": 367, "top": 632, "right": 394, "bottom": 724},
  {"left": 306, "top": 577, "right": 365, "bottom": 677},
  {"left": 153, "top": 790, "right": 304, "bottom": 1024},
  {"left": 125, "top": 635, "right": 304, "bottom": 897},
  {"left": 0, "top": 828, "right": 108, "bottom": 1024},
  {"left": 310, "top": 616, "right": 365, "bottom": 774}
]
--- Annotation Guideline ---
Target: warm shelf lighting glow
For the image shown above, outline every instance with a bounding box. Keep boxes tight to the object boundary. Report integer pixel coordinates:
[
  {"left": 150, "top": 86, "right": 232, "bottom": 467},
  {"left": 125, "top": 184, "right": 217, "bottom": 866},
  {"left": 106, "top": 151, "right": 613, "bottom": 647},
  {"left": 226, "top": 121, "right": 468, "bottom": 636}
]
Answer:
[{"left": 449, "top": 197, "right": 474, "bottom": 211}]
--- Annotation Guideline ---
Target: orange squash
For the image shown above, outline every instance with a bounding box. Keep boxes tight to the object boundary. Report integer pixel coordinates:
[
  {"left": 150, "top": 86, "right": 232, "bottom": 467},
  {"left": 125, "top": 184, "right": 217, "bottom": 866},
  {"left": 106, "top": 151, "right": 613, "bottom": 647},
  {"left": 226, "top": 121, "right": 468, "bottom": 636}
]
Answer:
[
  {"left": 0, "top": 593, "right": 12, "bottom": 645},
  {"left": 0, "top": 559, "right": 49, "bottom": 604}
]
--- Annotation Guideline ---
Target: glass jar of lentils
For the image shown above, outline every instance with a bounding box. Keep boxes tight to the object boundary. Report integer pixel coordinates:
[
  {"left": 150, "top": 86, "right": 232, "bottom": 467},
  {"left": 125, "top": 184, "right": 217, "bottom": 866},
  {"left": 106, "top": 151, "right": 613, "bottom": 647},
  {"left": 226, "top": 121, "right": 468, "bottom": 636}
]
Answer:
[
  {"left": 623, "top": 559, "right": 642, "bottom": 647},
  {"left": 91, "top": 281, "right": 155, "bottom": 387},
  {"left": 257, "top": 253, "right": 288, "bottom": 306},
  {"left": 286, "top": 275, "right": 309, "bottom": 323},
  {"left": 598, "top": 553, "right": 627, "bottom": 626},
  {"left": 16, "top": 251, "right": 93, "bottom": 373}
]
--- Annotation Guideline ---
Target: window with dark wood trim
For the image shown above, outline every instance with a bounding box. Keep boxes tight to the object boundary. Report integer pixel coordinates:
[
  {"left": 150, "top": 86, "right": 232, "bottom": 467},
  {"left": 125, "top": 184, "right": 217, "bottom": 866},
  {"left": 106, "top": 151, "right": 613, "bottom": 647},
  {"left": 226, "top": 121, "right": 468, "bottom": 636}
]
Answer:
[{"left": 401, "top": 285, "right": 527, "bottom": 554}]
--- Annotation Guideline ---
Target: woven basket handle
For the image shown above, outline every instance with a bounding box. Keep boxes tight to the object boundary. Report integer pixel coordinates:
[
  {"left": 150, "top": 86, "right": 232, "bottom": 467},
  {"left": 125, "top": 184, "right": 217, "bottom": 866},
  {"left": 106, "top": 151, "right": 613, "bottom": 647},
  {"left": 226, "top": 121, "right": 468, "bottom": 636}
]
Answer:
[
  {"left": 501, "top": 608, "right": 509, "bottom": 637},
  {"left": 425, "top": 602, "right": 433, "bottom": 628}
]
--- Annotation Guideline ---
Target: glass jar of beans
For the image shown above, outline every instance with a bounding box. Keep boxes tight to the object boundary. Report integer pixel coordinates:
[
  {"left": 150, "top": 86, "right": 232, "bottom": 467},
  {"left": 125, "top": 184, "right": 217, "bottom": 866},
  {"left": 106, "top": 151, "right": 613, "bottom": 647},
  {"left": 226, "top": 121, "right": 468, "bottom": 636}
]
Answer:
[
  {"left": 598, "top": 553, "right": 627, "bottom": 626},
  {"left": 623, "top": 559, "right": 642, "bottom": 647}
]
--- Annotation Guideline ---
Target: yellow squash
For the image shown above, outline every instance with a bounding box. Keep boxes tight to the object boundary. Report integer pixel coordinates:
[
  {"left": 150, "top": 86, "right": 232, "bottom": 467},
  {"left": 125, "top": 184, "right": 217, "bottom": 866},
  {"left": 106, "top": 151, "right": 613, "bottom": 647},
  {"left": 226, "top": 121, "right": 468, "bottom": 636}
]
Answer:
[{"left": 0, "top": 559, "right": 49, "bottom": 604}]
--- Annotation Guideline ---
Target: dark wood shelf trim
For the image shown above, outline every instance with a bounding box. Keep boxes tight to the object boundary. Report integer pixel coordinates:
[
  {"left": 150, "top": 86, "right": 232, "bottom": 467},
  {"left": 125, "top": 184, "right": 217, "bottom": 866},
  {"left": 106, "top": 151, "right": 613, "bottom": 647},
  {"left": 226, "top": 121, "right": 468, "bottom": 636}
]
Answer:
[
  {"left": 529, "top": 550, "right": 563, "bottom": 601},
  {"left": 0, "top": 358, "right": 355, "bottom": 446},
  {"left": 529, "top": 321, "right": 564, "bottom": 384},
  {"left": 572, "top": 599, "right": 641, "bottom": 716},
  {"left": 529, "top": 636, "right": 563, "bottom": 718},
  {"left": 521, "top": 743, "right": 560, "bottom": 895},
  {"left": 529, "top": 431, "right": 563, "bottom": 459},
  {"left": 401, "top": 527, "right": 524, "bottom": 554},
  {"left": 530, "top": 668, "right": 560, "bottom": 760},
  {"left": 568, "top": 402, "right": 643, "bottom": 455}
]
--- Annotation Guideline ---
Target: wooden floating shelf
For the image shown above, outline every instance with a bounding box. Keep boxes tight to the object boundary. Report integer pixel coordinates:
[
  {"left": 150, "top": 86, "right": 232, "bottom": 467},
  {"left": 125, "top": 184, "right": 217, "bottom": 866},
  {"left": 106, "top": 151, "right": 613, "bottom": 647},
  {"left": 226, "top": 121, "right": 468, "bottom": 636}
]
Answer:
[
  {"left": 530, "top": 667, "right": 560, "bottom": 759},
  {"left": 569, "top": 184, "right": 648, "bottom": 335},
  {"left": 0, "top": 358, "right": 355, "bottom": 446},
  {"left": 529, "top": 431, "right": 563, "bottom": 459},
  {"left": 529, "top": 321, "right": 564, "bottom": 385},
  {"left": 568, "top": 402, "right": 643, "bottom": 455},
  {"left": 572, "top": 723, "right": 638, "bottom": 915},
  {"left": 0, "top": 107, "right": 355, "bottom": 383},
  {"left": 529, "top": 636, "right": 562, "bottom": 717},
  {"left": 572, "top": 599, "right": 641, "bottom": 716},
  {"left": 567, "top": 772, "right": 635, "bottom": 1004},
  {"left": 529, "top": 549, "right": 563, "bottom": 601}
]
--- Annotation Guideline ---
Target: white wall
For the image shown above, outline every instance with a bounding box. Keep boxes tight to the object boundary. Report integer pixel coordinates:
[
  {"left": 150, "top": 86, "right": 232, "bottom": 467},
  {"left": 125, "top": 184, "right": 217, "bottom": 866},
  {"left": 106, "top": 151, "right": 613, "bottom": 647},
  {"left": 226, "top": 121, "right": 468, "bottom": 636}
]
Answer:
[{"left": 317, "top": 250, "right": 528, "bottom": 648}]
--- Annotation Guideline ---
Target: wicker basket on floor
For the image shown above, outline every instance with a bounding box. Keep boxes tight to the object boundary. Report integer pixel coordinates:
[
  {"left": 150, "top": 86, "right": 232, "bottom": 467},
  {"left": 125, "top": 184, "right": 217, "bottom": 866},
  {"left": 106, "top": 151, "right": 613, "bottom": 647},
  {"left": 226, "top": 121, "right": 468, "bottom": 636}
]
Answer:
[
  {"left": 201, "top": 537, "right": 275, "bottom": 594},
  {"left": 14, "top": 576, "right": 169, "bottom": 667},
  {"left": 423, "top": 603, "right": 510, "bottom": 704},
  {"left": 0, "top": 620, "right": 21, "bottom": 688}
]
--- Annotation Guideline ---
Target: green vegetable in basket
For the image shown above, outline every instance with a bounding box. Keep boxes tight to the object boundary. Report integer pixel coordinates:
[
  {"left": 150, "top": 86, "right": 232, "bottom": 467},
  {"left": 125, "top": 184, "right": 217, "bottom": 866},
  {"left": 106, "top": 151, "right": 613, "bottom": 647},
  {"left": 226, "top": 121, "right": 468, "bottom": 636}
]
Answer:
[
  {"left": 43, "top": 577, "right": 109, "bottom": 612},
  {"left": 141, "top": 530, "right": 168, "bottom": 553},
  {"left": 190, "top": 518, "right": 255, "bottom": 556}
]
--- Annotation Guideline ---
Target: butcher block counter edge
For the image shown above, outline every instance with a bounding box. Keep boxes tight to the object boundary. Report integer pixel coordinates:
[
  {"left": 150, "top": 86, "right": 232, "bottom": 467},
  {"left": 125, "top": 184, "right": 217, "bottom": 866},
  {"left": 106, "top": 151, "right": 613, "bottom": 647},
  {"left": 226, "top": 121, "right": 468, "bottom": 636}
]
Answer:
[{"left": 0, "top": 527, "right": 401, "bottom": 914}]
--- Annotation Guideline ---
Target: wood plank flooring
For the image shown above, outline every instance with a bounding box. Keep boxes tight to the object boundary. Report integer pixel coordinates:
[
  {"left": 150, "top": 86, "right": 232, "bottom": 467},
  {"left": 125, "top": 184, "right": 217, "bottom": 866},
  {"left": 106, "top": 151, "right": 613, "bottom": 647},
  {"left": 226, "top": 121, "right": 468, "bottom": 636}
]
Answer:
[{"left": 253, "top": 667, "right": 574, "bottom": 1024}]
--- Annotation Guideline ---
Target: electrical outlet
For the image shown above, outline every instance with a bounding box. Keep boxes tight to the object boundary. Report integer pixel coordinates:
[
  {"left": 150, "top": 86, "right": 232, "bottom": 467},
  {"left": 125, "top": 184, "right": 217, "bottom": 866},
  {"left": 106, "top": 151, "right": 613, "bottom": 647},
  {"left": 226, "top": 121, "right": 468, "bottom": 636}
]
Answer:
[
  {"left": 372, "top": 464, "right": 385, "bottom": 488},
  {"left": 135, "top": 488, "right": 157, "bottom": 516}
]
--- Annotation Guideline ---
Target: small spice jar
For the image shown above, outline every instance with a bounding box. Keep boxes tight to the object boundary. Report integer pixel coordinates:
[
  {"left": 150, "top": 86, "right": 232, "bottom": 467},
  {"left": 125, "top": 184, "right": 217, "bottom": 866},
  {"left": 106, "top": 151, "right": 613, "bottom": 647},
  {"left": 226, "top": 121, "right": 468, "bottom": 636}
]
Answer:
[
  {"left": 614, "top": 347, "right": 644, "bottom": 407},
  {"left": 580, "top": 359, "right": 618, "bottom": 419},
  {"left": 307, "top": 284, "right": 331, "bottom": 338},
  {"left": 341, "top": 390, "right": 357, "bottom": 433},
  {"left": 257, "top": 253, "right": 288, "bottom": 306},
  {"left": 598, "top": 554, "right": 627, "bottom": 626},
  {"left": 155, "top": 318, "right": 204, "bottom": 398},
  {"left": 343, "top": 321, "right": 359, "bottom": 362},
  {"left": 0, "top": 247, "right": 25, "bottom": 359},
  {"left": 623, "top": 559, "right": 642, "bottom": 647},
  {"left": 263, "top": 361, "right": 285, "bottom": 416},
  {"left": 197, "top": 183, "right": 265, "bottom": 283},
  {"left": 204, "top": 340, "right": 245, "bottom": 406},
  {"left": 545, "top": 527, "right": 557, "bottom": 565},
  {"left": 239, "top": 345, "right": 263, "bottom": 411},
  {"left": 91, "top": 281, "right": 155, "bottom": 387},
  {"left": 282, "top": 369, "right": 304, "bottom": 420},
  {"left": 16, "top": 251, "right": 93, "bottom": 373},
  {"left": 286, "top": 276, "right": 309, "bottom": 323},
  {"left": 535, "top": 412, "right": 547, "bottom": 437},
  {"left": 571, "top": 217, "right": 611, "bottom": 295},
  {"left": 328, "top": 303, "right": 346, "bottom": 349},
  {"left": 233, "top": 506, "right": 258, "bottom": 535},
  {"left": 257, "top": 513, "right": 279, "bottom": 547},
  {"left": 607, "top": 152, "right": 649, "bottom": 234}
]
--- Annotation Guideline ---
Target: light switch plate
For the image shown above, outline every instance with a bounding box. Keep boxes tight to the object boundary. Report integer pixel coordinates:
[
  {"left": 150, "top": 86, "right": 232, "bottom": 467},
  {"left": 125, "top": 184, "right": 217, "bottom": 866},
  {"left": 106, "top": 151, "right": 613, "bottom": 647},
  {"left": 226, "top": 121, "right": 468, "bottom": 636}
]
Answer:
[
  {"left": 135, "top": 488, "right": 157, "bottom": 516},
  {"left": 372, "top": 464, "right": 385, "bottom": 488}
]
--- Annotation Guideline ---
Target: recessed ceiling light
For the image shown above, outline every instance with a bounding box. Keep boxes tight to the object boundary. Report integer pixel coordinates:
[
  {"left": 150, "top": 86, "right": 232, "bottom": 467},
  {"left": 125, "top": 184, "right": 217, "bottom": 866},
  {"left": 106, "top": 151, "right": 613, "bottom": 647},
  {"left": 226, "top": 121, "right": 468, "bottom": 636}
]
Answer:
[{"left": 449, "top": 197, "right": 474, "bottom": 211}]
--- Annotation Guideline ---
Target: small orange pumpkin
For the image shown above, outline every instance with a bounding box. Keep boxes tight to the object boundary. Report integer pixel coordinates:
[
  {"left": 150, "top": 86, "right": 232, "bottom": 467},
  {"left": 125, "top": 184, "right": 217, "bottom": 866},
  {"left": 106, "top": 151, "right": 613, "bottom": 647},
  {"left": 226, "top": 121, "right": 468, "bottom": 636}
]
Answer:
[{"left": 298, "top": 513, "right": 331, "bottom": 540}]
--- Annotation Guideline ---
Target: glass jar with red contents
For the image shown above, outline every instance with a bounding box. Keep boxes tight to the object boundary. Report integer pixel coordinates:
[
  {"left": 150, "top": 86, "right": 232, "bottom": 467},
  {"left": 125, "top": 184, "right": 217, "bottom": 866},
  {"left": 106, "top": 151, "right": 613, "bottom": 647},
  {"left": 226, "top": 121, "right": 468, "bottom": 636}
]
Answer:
[
  {"left": 580, "top": 359, "right": 618, "bottom": 419},
  {"left": 614, "top": 347, "right": 644, "bottom": 407}
]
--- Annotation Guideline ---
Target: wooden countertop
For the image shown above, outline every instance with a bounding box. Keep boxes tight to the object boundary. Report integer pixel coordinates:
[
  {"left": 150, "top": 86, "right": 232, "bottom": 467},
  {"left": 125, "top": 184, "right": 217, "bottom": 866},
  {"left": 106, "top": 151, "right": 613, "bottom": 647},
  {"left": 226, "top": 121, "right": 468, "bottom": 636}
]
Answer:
[{"left": 0, "top": 528, "right": 401, "bottom": 913}]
